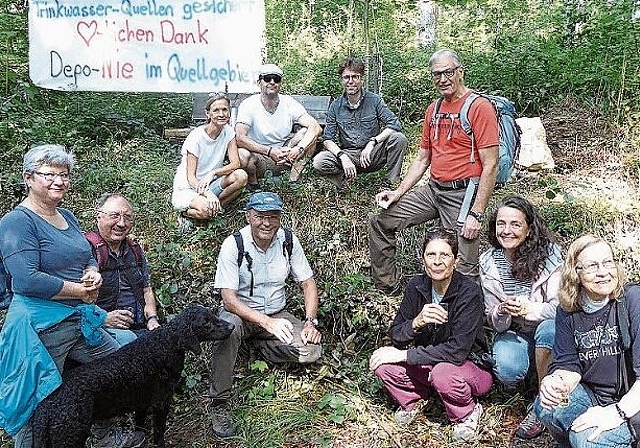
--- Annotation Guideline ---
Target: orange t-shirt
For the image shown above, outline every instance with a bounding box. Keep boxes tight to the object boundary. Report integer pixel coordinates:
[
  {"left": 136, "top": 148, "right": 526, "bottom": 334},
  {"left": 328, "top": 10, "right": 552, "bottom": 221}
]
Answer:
[{"left": 420, "top": 91, "right": 499, "bottom": 182}]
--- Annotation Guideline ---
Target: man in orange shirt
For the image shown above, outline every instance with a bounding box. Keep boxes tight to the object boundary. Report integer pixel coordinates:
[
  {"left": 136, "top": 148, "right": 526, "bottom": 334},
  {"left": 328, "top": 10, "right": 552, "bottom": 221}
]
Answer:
[{"left": 369, "top": 48, "right": 499, "bottom": 294}]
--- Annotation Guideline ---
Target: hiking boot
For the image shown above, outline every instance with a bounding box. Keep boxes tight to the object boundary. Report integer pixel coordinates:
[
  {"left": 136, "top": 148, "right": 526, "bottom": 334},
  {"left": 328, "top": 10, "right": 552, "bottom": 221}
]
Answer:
[
  {"left": 452, "top": 402, "right": 482, "bottom": 442},
  {"left": 515, "top": 403, "right": 545, "bottom": 439},
  {"left": 394, "top": 406, "right": 420, "bottom": 425},
  {"left": 211, "top": 401, "right": 236, "bottom": 438},
  {"left": 91, "top": 427, "right": 145, "bottom": 448},
  {"left": 177, "top": 213, "right": 193, "bottom": 234}
]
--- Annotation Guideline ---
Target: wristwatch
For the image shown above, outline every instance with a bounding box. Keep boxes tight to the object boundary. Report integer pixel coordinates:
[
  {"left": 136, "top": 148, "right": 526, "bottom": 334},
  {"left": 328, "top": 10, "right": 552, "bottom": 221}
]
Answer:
[
  {"left": 305, "top": 317, "right": 319, "bottom": 327},
  {"left": 468, "top": 210, "right": 485, "bottom": 222}
]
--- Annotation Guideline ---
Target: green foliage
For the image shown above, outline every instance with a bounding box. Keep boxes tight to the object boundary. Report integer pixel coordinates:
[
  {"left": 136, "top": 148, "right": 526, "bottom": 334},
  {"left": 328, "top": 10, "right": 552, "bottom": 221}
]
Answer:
[
  {"left": 318, "top": 392, "right": 350, "bottom": 424},
  {"left": 2, "top": 1, "right": 640, "bottom": 446}
]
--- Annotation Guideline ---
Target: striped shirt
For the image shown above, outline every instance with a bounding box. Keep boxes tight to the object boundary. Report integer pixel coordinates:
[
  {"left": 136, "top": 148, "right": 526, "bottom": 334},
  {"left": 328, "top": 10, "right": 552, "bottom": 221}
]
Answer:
[{"left": 494, "top": 249, "right": 532, "bottom": 297}]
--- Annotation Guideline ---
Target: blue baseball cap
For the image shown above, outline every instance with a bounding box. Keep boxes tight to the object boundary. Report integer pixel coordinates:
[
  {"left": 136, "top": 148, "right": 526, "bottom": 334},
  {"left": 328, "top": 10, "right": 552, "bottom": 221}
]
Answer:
[{"left": 244, "top": 192, "right": 283, "bottom": 212}]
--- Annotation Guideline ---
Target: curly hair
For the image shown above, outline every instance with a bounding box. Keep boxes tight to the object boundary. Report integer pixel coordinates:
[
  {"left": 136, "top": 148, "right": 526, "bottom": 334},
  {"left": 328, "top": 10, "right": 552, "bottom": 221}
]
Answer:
[
  {"left": 487, "top": 195, "right": 553, "bottom": 282},
  {"left": 558, "top": 234, "right": 625, "bottom": 312}
]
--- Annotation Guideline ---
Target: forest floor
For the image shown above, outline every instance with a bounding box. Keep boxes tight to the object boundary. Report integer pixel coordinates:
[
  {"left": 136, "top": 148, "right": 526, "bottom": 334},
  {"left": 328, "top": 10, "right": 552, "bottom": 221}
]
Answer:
[{"left": 1, "top": 102, "right": 638, "bottom": 448}]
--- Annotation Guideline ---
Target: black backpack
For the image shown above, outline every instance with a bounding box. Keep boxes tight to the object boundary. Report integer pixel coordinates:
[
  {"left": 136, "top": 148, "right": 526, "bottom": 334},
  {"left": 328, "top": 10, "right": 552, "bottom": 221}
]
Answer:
[{"left": 233, "top": 228, "right": 293, "bottom": 297}]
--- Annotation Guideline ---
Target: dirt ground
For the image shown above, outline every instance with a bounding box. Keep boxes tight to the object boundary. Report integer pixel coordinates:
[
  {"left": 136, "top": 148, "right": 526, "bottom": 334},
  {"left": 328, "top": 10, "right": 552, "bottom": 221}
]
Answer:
[{"left": 1, "top": 103, "right": 637, "bottom": 448}]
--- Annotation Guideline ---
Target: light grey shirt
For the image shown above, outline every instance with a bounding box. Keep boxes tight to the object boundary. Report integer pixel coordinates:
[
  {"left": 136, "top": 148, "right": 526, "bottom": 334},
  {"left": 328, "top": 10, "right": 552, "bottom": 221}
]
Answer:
[{"left": 214, "top": 225, "right": 313, "bottom": 314}]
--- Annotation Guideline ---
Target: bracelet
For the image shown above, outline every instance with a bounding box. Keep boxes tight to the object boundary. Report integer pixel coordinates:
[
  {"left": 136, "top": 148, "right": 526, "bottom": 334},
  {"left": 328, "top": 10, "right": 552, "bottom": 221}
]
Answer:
[
  {"left": 146, "top": 314, "right": 158, "bottom": 322},
  {"left": 336, "top": 151, "right": 345, "bottom": 158},
  {"left": 369, "top": 137, "right": 378, "bottom": 144},
  {"left": 615, "top": 403, "right": 629, "bottom": 421},
  {"left": 266, "top": 147, "right": 272, "bottom": 157}
]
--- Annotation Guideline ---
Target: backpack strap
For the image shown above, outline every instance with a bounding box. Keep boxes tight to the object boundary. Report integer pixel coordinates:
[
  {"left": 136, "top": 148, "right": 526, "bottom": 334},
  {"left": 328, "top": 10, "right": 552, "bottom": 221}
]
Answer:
[
  {"left": 459, "top": 92, "right": 481, "bottom": 164},
  {"left": 234, "top": 228, "right": 294, "bottom": 298},
  {"left": 430, "top": 97, "right": 446, "bottom": 140},
  {"left": 126, "top": 239, "right": 144, "bottom": 267},
  {"left": 85, "top": 230, "right": 110, "bottom": 270},
  {"left": 234, "top": 231, "right": 255, "bottom": 297},
  {"left": 283, "top": 228, "right": 293, "bottom": 259},
  {"left": 615, "top": 295, "right": 634, "bottom": 398},
  {"left": 85, "top": 230, "right": 143, "bottom": 269}
]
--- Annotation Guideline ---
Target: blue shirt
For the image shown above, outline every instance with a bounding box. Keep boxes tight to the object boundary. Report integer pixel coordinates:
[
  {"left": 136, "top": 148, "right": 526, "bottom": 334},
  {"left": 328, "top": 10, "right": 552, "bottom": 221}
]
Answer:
[
  {"left": 0, "top": 206, "right": 97, "bottom": 304},
  {"left": 322, "top": 89, "right": 402, "bottom": 149}
]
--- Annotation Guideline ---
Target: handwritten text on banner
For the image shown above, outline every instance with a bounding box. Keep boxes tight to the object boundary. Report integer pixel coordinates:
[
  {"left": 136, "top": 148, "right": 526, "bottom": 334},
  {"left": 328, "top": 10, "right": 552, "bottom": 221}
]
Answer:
[{"left": 29, "top": 0, "right": 265, "bottom": 92}]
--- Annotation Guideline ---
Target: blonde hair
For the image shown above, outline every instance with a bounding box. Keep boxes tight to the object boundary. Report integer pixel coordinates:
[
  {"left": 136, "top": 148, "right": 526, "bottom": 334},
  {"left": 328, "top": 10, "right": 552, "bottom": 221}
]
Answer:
[
  {"left": 204, "top": 93, "right": 230, "bottom": 123},
  {"left": 558, "top": 234, "right": 625, "bottom": 312}
]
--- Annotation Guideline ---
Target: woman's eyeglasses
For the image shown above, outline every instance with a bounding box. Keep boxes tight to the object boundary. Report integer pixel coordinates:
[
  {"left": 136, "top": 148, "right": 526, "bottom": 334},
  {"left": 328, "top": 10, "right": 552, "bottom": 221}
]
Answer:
[
  {"left": 34, "top": 171, "right": 70, "bottom": 182},
  {"left": 576, "top": 259, "right": 616, "bottom": 275},
  {"left": 424, "top": 252, "right": 454, "bottom": 262},
  {"left": 426, "top": 227, "right": 457, "bottom": 236}
]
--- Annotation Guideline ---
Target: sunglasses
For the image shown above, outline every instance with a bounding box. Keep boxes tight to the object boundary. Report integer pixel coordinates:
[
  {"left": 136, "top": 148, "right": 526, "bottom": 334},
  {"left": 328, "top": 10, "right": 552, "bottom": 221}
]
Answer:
[
  {"left": 426, "top": 227, "right": 457, "bottom": 236},
  {"left": 261, "top": 74, "right": 282, "bottom": 83}
]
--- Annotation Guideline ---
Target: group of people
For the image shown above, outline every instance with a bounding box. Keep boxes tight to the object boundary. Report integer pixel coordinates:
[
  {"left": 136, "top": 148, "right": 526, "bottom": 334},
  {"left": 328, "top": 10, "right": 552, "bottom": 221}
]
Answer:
[
  {"left": 0, "top": 46, "right": 638, "bottom": 448},
  {"left": 170, "top": 59, "right": 408, "bottom": 232}
]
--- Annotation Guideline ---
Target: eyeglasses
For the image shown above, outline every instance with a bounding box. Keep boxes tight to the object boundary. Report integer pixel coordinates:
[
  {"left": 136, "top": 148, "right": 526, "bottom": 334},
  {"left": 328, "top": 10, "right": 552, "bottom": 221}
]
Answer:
[
  {"left": 341, "top": 74, "right": 362, "bottom": 81},
  {"left": 430, "top": 66, "right": 461, "bottom": 81},
  {"left": 98, "top": 210, "right": 135, "bottom": 223},
  {"left": 250, "top": 213, "right": 281, "bottom": 224},
  {"left": 34, "top": 171, "right": 70, "bottom": 182},
  {"left": 424, "top": 252, "right": 454, "bottom": 262},
  {"left": 576, "top": 259, "right": 616, "bottom": 275},
  {"left": 426, "top": 227, "right": 457, "bottom": 236},
  {"left": 261, "top": 75, "right": 282, "bottom": 83}
]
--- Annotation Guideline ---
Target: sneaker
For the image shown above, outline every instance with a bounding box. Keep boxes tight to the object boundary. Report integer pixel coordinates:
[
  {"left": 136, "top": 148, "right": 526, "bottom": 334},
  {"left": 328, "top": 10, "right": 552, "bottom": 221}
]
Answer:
[
  {"left": 91, "top": 427, "right": 145, "bottom": 448},
  {"left": 452, "top": 402, "right": 482, "bottom": 442},
  {"left": 515, "top": 404, "right": 545, "bottom": 439},
  {"left": 394, "top": 406, "right": 420, "bottom": 425},
  {"left": 177, "top": 213, "right": 193, "bottom": 234},
  {"left": 211, "top": 401, "right": 236, "bottom": 438}
]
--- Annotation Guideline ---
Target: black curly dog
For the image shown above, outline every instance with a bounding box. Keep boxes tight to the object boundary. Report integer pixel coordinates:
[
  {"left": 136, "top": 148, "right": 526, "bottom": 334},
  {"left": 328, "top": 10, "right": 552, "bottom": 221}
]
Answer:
[{"left": 32, "top": 304, "right": 234, "bottom": 448}]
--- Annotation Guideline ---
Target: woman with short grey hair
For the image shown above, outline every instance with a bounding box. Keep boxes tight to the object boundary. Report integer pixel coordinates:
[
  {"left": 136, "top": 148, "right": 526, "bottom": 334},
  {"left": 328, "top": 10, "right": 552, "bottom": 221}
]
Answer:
[{"left": 0, "top": 144, "right": 144, "bottom": 448}]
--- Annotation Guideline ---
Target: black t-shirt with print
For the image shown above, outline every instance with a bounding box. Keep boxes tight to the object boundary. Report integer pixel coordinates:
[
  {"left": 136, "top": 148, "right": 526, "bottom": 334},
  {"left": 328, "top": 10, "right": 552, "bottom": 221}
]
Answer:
[{"left": 551, "top": 285, "right": 640, "bottom": 405}]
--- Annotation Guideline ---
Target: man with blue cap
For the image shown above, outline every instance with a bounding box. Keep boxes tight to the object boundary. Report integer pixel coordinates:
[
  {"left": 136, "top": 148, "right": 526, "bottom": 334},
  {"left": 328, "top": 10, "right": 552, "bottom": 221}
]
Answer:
[
  {"left": 235, "top": 64, "right": 321, "bottom": 185},
  {"left": 208, "top": 191, "right": 322, "bottom": 437}
]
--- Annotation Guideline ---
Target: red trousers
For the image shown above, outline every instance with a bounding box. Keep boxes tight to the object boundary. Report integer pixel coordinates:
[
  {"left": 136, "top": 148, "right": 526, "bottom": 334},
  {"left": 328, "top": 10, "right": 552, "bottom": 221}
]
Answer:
[{"left": 374, "top": 360, "right": 493, "bottom": 422}]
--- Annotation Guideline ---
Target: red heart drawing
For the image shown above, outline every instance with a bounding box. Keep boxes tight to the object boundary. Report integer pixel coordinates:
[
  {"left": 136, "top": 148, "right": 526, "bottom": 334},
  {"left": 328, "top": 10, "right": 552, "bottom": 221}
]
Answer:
[{"left": 77, "top": 21, "right": 98, "bottom": 46}]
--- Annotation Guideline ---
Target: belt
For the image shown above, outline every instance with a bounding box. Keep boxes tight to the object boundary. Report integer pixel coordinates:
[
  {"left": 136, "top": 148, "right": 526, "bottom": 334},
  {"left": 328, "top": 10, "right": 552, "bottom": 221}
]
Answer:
[{"left": 430, "top": 178, "right": 472, "bottom": 191}]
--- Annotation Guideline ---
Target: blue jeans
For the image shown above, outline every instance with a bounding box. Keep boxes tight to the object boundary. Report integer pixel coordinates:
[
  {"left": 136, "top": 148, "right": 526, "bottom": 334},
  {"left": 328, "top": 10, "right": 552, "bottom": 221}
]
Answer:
[
  {"left": 14, "top": 315, "right": 121, "bottom": 448},
  {"left": 492, "top": 318, "right": 555, "bottom": 386},
  {"left": 105, "top": 327, "right": 138, "bottom": 346},
  {"left": 534, "top": 384, "right": 634, "bottom": 448}
]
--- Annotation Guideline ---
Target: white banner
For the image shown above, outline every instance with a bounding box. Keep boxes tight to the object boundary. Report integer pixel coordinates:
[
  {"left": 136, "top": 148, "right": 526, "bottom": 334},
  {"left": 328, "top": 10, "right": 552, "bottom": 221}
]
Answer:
[{"left": 28, "top": 0, "right": 265, "bottom": 92}]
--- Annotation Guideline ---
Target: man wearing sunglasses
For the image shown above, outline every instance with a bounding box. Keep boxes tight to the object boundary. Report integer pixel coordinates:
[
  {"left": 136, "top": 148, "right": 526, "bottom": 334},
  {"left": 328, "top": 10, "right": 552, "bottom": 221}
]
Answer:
[
  {"left": 236, "top": 64, "right": 322, "bottom": 186},
  {"left": 369, "top": 48, "right": 499, "bottom": 295},
  {"left": 313, "top": 57, "right": 408, "bottom": 190}
]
